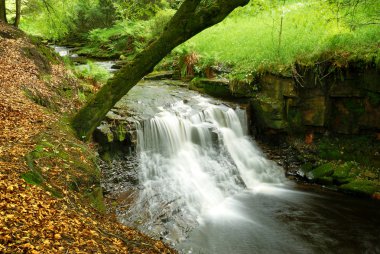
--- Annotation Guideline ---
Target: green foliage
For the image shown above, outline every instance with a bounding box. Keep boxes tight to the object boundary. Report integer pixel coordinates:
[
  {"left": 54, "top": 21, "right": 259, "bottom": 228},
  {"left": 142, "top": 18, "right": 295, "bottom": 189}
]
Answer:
[
  {"left": 74, "top": 61, "right": 111, "bottom": 84},
  {"left": 21, "top": 0, "right": 116, "bottom": 41},
  {"left": 177, "top": 0, "right": 379, "bottom": 75},
  {"left": 77, "top": 8, "right": 176, "bottom": 58},
  {"left": 21, "top": 170, "right": 44, "bottom": 186}
]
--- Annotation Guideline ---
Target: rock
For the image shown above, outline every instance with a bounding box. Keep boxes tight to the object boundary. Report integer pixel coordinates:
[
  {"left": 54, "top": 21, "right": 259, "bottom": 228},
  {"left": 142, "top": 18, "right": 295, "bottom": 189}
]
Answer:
[
  {"left": 94, "top": 123, "right": 114, "bottom": 143},
  {"left": 229, "top": 79, "right": 253, "bottom": 98},
  {"left": 306, "top": 162, "right": 335, "bottom": 182},
  {"left": 106, "top": 111, "right": 124, "bottom": 121},
  {"left": 339, "top": 179, "right": 379, "bottom": 196},
  {"left": 260, "top": 75, "right": 297, "bottom": 99},
  {"left": 190, "top": 78, "right": 233, "bottom": 99},
  {"left": 251, "top": 96, "right": 287, "bottom": 130},
  {"left": 361, "top": 70, "right": 380, "bottom": 93},
  {"left": 361, "top": 92, "right": 380, "bottom": 129},
  {"left": 145, "top": 71, "right": 175, "bottom": 80},
  {"left": 330, "top": 98, "right": 364, "bottom": 134},
  {"left": 162, "top": 80, "right": 188, "bottom": 87},
  {"left": 301, "top": 96, "right": 327, "bottom": 127},
  {"left": 329, "top": 82, "right": 363, "bottom": 97},
  {"left": 250, "top": 66, "right": 380, "bottom": 135}
]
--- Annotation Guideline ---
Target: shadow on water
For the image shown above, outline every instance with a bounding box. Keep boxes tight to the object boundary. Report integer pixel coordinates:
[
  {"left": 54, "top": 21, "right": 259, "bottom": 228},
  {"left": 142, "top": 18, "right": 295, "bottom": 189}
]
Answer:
[{"left": 180, "top": 184, "right": 380, "bottom": 254}]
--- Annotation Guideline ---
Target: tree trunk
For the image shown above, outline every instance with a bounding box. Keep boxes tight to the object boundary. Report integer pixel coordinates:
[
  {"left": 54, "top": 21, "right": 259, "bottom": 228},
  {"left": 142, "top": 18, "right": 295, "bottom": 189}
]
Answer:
[
  {"left": 72, "top": 0, "right": 249, "bottom": 140},
  {"left": 0, "top": 0, "right": 7, "bottom": 23},
  {"left": 14, "top": 0, "right": 21, "bottom": 27}
]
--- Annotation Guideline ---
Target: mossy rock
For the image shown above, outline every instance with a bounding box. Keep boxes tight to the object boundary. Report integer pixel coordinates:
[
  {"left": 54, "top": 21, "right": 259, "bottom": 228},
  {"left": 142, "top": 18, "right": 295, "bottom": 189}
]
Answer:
[
  {"left": 145, "top": 71, "right": 174, "bottom": 80},
  {"left": 251, "top": 96, "right": 287, "bottom": 130},
  {"left": 94, "top": 123, "right": 114, "bottom": 143},
  {"left": 297, "top": 162, "right": 314, "bottom": 177},
  {"left": 190, "top": 78, "right": 233, "bottom": 99},
  {"left": 307, "top": 162, "right": 335, "bottom": 180},
  {"left": 229, "top": 79, "right": 253, "bottom": 98},
  {"left": 339, "top": 180, "right": 379, "bottom": 196},
  {"left": 332, "top": 162, "right": 355, "bottom": 180},
  {"left": 286, "top": 104, "right": 305, "bottom": 133}
]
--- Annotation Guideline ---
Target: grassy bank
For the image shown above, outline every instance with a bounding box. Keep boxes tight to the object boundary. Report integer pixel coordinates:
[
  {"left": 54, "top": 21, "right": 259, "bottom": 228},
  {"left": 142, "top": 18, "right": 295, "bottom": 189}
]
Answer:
[{"left": 173, "top": 0, "right": 380, "bottom": 77}]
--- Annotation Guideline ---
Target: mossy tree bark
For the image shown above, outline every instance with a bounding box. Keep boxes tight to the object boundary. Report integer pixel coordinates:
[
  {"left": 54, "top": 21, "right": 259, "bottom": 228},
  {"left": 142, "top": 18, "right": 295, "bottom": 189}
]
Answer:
[
  {"left": 0, "top": 0, "right": 7, "bottom": 23},
  {"left": 72, "top": 0, "right": 249, "bottom": 140}
]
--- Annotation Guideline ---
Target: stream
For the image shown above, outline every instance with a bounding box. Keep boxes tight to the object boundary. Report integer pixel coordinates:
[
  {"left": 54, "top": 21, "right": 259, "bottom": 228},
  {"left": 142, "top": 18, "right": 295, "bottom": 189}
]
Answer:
[{"left": 56, "top": 47, "right": 380, "bottom": 254}]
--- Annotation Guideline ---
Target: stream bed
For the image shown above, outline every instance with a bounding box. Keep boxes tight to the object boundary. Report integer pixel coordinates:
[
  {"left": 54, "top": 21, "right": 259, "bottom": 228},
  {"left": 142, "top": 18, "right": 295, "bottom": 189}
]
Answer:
[
  {"left": 55, "top": 46, "right": 380, "bottom": 254},
  {"left": 109, "top": 82, "right": 380, "bottom": 254}
]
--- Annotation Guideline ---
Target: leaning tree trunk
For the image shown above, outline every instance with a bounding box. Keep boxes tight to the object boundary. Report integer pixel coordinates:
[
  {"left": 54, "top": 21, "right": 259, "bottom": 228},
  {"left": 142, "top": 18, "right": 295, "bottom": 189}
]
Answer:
[
  {"left": 13, "top": 0, "right": 21, "bottom": 27},
  {"left": 72, "top": 0, "right": 249, "bottom": 140},
  {"left": 0, "top": 0, "right": 7, "bottom": 23}
]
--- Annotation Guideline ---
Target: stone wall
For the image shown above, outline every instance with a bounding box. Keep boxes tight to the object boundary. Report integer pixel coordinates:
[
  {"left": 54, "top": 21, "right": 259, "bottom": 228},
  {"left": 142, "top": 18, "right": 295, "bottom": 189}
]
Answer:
[{"left": 250, "top": 64, "right": 380, "bottom": 135}]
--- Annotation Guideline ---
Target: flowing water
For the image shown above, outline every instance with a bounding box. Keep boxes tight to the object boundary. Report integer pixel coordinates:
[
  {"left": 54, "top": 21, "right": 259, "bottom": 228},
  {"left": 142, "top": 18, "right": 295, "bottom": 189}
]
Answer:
[
  {"left": 118, "top": 90, "right": 285, "bottom": 242},
  {"left": 53, "top": 47, "right": 380, "bottom": 253},
  {"left": 112, "top": 82, "right": 380, "bottom": 254}
]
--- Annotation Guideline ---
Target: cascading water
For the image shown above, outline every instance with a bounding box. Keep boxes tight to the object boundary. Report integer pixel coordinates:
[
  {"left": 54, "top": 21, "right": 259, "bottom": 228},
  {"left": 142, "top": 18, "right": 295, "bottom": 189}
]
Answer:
[
  {"left": 100, "top": 81, "right": 379, "bottom": 254},
  {"left": 118, "top": 94, "right": 285, "bottom": 243}
]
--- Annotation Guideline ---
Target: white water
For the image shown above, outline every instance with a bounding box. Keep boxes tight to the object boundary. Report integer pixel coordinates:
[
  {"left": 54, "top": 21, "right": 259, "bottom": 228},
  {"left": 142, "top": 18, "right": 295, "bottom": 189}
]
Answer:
[{"left": 121, "top": 95, "right": 285, "bottom": 242}]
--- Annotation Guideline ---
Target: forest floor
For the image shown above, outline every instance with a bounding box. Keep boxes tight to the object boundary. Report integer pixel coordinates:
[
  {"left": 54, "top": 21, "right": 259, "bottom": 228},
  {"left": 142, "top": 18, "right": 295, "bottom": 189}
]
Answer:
[{"left": 0, "top": 22, "right": 176, "bottom": 253}]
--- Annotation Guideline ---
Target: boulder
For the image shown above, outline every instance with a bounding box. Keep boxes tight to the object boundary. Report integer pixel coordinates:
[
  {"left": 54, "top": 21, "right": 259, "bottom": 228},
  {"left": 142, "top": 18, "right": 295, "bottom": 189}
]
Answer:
[
  {"left": 251, "top": 96, "right": 287, "bottom": 130},
  {"left": 145, "top": 71, "right": 175, "bottom": 80},
  {"left": 190, "top": 78, "right": 232, "bottom": 98}
]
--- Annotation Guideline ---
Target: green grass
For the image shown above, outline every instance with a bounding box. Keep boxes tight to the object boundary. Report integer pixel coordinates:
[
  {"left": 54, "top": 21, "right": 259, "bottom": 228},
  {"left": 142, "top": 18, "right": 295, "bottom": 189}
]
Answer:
[
  {"left": 74, "top": 61, "right": 111, "bottom": 84},
  {"left": 178, "top": 0, "right": 380, "bottom": 76}
]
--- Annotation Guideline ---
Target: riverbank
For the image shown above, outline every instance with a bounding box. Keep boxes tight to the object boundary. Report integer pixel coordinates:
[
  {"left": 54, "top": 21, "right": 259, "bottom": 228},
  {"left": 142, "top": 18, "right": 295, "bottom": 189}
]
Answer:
[{"left": 0, "top": 22, "right": 175, "bottom": 253}]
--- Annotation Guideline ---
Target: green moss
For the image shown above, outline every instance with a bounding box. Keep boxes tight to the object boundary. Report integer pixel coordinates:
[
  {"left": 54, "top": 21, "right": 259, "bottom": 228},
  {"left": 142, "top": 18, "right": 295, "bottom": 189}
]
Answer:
[
  {"left": 287, "top": 106, "right": 304, "bottom": 132},
  {"left": 308, "top": 162, "right": 335, "bottom": 179},
  {"left": 318, "top": 141, "right": 341, "bottom": 160},
  {"left": 24, "top": 153, "right": 63, "bottom": 198},
  {"left": 86, "top": 187, "right": 106, "bottom": 213},
  {"left": 339, "top": 180, "right": 379, "bottom": 196},
  {"left": 300, "top": 162, "right": 314, "bottom": 173},
  {"left": 21, "top": 170, "right": 44, "bottom": 186},
  {"left": 251, "top": 96, "right": 287, "bottom": 130},
  {"left": 116, "top": 124, "right": 127, "bottom": 142},
  {"left": 332, "top": 162, "right": 355, "bottom": 179}
]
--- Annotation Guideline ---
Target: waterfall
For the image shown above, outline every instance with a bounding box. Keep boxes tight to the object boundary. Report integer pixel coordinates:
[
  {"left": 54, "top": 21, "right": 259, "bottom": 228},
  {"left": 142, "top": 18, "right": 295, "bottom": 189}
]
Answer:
[{"left": 120, "top": 95, "right": 285, "bottom": 242}]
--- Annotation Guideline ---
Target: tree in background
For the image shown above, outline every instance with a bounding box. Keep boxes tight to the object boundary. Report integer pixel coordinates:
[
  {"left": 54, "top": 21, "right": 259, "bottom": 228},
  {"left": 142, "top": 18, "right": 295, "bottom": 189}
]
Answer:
[
  {"left": 0, "top": 0, "right": 7, "bottom": 23},
  {"left": 0, "top": 0, "right": 23, "bottom": 27},
  {"left": 14, "top": 0, "right": 21, "bottom": 27}
]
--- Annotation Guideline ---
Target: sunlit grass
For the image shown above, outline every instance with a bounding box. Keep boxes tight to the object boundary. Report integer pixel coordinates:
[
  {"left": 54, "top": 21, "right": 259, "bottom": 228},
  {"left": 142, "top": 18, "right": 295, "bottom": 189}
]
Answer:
[{"left": 183, "top": 0, "right": 380, "bottom": 75}]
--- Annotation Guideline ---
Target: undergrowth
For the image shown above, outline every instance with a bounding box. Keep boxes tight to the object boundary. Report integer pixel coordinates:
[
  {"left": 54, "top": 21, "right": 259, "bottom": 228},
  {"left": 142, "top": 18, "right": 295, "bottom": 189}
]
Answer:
[{"left": 171, "top": 0, "right": 380, "bottom": 77}]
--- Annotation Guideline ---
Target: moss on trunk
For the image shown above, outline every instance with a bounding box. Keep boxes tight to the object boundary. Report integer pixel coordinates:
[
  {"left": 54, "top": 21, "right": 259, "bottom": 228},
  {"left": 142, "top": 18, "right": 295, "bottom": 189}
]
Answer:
[{"left": 72, "top": 0, "right": 250, "bottom": 140}]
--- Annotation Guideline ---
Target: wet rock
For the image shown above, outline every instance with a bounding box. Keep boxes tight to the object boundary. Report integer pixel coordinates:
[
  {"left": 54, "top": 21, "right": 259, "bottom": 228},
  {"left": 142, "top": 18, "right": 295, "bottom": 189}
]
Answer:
[
  {"left": 339, "top": 180, "right": 379, "bottom": 196},
  {"left": 300, "top": 95, "right": 327, "bottom": 127},
  {"left": 189, "top": 78, "right": 233, "bottom": 99},
  {"left": 163, "top": 80, "right": 188, "bottom": 87},
  {"left": 229, "top": 79, "right": 253, "bottom": 97},
  {"left": 251, "top": 97, "right": 287, "bottom": 130},
  {"left": 100, "top": 153, "right": 140, "bottom": 196},
  {"left": 145, "top": 71, "right": 175, "bottom": 80},
  {"left": 94, "top": 123, "right": 114, "bottom": 143}
]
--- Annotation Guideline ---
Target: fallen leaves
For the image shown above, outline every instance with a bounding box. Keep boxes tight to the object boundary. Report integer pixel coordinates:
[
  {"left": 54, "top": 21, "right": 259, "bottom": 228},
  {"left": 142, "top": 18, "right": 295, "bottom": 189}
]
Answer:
[{"left": 0, "top": 22, "right": 176, "bottom": 253}]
